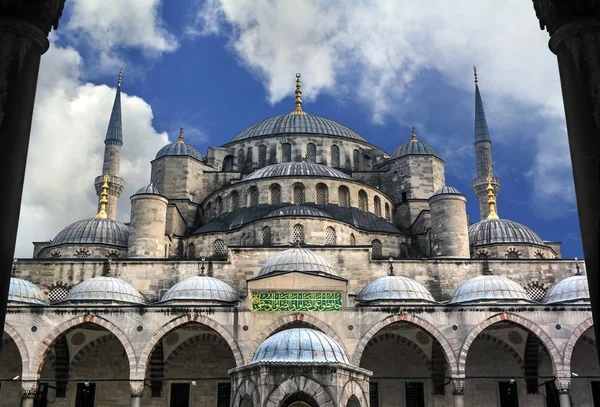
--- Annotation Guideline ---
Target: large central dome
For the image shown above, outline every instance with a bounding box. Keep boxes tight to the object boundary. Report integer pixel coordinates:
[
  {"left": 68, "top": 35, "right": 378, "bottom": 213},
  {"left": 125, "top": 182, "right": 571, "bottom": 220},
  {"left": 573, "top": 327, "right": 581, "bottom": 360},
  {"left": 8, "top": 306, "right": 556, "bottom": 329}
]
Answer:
[{"left": 226, "top": 113, "right": 367, "bottom": 144}]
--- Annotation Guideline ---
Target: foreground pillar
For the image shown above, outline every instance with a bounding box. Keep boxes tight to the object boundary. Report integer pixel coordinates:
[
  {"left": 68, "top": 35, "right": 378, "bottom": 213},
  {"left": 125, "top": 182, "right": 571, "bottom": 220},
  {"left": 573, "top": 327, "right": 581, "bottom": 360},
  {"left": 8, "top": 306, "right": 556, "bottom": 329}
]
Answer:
[
  {"left": 130, "top": 380, "right": 144, "bottom": 407},
  {"left": 20, "top": 380, "right": 38, "bottom": 407},
  {"left": 452, "top": 379, "right": 465, "bottom": 407},
  {"left": 532, "top": 1, "right": 600, "bottom": 364}
]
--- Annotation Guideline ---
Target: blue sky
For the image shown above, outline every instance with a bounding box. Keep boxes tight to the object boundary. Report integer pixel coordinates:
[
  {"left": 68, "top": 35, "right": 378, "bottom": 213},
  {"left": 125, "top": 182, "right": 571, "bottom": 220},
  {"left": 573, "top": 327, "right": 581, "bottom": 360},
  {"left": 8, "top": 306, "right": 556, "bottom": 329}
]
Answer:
[{"left": 15, "top": 0, "right": 583, "bottom": 259}]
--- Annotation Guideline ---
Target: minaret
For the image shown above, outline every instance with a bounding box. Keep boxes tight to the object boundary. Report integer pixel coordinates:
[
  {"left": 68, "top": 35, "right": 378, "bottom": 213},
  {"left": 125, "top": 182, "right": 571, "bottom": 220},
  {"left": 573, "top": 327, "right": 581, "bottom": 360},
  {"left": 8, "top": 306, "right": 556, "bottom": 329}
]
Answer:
[
  {"left": 471, "top": 66, "right": 500, "bottom": 220},
  {"left": 95, "top": 68, "right": 125, "bottom": 220}
]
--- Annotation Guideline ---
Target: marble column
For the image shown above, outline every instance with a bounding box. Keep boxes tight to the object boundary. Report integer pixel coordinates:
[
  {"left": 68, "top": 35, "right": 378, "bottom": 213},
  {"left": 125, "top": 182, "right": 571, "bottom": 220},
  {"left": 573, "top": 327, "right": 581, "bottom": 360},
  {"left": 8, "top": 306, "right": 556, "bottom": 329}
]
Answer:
[
  {"left": 130, "top": 380, "right": 145, "bottom": 407},
  {"left": 452, "top": 378, "right": 465, "bottom": 407},
  {"left": 532, "top": 1, "right": 600, "bottom": 363},
  {"left": 20, "top": 379, "right": 38, "bottom": 407}
]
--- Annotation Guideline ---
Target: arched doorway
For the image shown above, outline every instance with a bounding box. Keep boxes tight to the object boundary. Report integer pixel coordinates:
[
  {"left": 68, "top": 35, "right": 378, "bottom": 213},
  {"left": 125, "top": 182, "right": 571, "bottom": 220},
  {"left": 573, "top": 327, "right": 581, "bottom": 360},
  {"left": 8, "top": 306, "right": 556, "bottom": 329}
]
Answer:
[
  {"left": 281, "top": 392, "right": 319, "bottom": 407},
  {"left": 570, "top": 326, "right": 599, "bottom": 405},
  {"left": 1, "top": 332, "right": 24, "bottom": 405}
]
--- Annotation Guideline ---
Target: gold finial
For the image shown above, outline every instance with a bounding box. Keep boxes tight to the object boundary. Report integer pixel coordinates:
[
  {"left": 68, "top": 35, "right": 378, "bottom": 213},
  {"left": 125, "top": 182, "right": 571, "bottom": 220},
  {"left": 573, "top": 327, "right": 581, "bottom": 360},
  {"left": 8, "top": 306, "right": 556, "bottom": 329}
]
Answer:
[
  {"left": 96, "top": 173, "right": 109, "bottom": 219},
  {"left": 290, "top": 73, "right": 306, "bottom": 115},
  {"left": 486, "top": 174, "right": 499, "bottom": 220},
  {"left": 411, "top": 127, "right": 417, "bottom": 142},
  {"left": 177, "top": 127, "right": 184, "bottom": 144},
  {"left": 473, "top": 65, "right": 478, "bottom": 85},
  {"left": 117, "top": 67, "right": 123, "bottom": 88}
]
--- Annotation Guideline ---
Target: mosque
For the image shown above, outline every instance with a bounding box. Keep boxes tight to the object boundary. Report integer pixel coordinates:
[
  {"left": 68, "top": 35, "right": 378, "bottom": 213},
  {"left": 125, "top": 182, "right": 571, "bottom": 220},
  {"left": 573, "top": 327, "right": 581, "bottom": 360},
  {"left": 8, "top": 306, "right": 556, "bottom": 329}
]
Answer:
[{"left": 0, "top": 68, "right": 596, "bottom": 407}]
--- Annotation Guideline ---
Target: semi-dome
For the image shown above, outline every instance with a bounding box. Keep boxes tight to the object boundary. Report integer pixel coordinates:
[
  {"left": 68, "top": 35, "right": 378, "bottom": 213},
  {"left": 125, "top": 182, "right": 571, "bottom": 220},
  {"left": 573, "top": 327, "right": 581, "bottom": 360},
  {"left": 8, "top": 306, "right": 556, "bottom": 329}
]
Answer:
[
  {"left": 264, "top": 205, "right": 333, "bottom": 219},
  {"left": 227, "top": 113, "right": 367, "bottom": 144},
  {"left": 391, "top": 140, "right": 440, "bottom": 159},
  {"left": 357, "top": 275, "right": 436, "bottom": 303},
  {"left": 51, "top": 218, "right": 129, "bottom": 247},
  {"left": 468, "top": 218, "right": 544, "bottom": 246},
  {"left": 134, "top": 183, "right": 162, "bottom": 195},
  {"left": 431, "top": 186, "right": 463, "bottom": 197},
  {"left": 544, "top": 275, "right": 590, "bottom": 304},
  {"left": 245, "top": 162, "right": 351, "bottom": 181},
  {"left": 155, "top": 140, "right": 203, "bottom": 161},
  {"left": 63, "top": 277, "right": 146, "bottom": 304},
  {"left": 9, "top": 277, "right": 47, "bottom": 305},
  {"left": 259, "top": 247, "right": 337, "bottom": 277},
  {"left": 251, "top": 328, "right": 349, "bottom": 364},
  {"left": 449, "top": 275, "right": 531, "bottom": 304},
  {"left": 160, "top": 275, "right": 239, "bottom": 303}
]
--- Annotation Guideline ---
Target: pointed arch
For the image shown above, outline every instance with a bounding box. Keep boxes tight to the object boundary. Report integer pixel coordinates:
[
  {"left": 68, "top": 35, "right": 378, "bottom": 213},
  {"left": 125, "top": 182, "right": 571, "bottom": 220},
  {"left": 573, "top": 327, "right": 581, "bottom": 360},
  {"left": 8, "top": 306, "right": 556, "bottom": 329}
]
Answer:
[
  {"left": 563, "top": 317, "right": 594, "bottom": 374},
  {"left": 340, "top": 380, "right": 369, "bottom": 407},
  {"left": 232, "top": 379, "right": 260, "bottom": 407},
  {"left": 4, "top": 323, "right": 30, "bottom": 374},
  {"left": 266, "top": 376, "right": 333, "bottom": 407}
]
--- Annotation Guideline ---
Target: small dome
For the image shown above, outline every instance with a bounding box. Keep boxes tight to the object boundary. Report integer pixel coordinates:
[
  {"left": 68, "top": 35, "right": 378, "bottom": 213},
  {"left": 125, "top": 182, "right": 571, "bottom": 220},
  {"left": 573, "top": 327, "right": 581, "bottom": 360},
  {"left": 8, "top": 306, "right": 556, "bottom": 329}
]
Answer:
[
  {"left": 64, "top": 277, "right": 146, "bottom": 304},
  {"left": 51, "top": 218, "right": 129, "bottom": 247},
  {"left": 357, "top": 275, "right": 436, "bottom": 303},
  {"left": 468, "top": 218, "right": 544, "bottom": 246},
  {"left": 264, "top": 205, "right": 333, "bottom": 219},
  {"left": 251, "top": 328, "right": 349, "bottom": 364},
  {"left": 134, "top": 183, "right": 162, "bottom": 195},
  {"left": 431, "top": 186, "right": 462, "bottom": 197},
  {"left": 228, "top": 113, "right": 366, "bottom": 144},
  {"left": 160, "top": 276, "right": 239, "bottom": 303},
  {"left": 155, "top": 141, "right": 203, "bottom": 161},
  {"left": 245, "top": 162, "right": 351, "bottom": 181},
  {"left": 450, "top": 275, "right": 531, "bottom": 304},
  {"left": 391, "top": 140, "right": 440, "bottom": 159},
  {"left": 9, "top": 278, "right": 47, "bottom": 305},
  {"left": 544, "top": 275, "right": 590, "bottom": 304},
  {"left": 259, "top": 247, "right": 337, "bottom": 277}
]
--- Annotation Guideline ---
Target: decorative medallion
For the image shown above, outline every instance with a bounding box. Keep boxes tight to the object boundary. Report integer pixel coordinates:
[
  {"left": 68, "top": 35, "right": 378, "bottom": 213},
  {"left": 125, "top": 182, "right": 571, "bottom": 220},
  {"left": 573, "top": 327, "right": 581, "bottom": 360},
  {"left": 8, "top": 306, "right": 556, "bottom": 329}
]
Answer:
[
  {"left": 71, "top": 332, "right": 86, "bottom": 346},
  {"left": 251, "top": 292, "right": 342, "bottom": 312},
  {"left": 507, "top": 330, "right": 523, "bottom": 345}
]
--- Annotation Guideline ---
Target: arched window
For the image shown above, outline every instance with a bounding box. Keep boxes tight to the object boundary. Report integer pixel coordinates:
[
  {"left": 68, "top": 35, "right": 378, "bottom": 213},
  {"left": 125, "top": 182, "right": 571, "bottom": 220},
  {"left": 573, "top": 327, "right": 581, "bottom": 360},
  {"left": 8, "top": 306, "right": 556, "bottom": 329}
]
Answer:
[
  {"left": 534, "top": 251, "right": 545, "bottom": 259},
  {"left": 338, "top": 186, "right": 350, "bottom": 207},
  {"left": 248, "top": 187, "right": 259, "bottom": 207},
  {"left": 222, "top": 155, "right": 234, "bottom": 171},
  {"left": 331, "top": 145, "right": 340, "bottom": 167},
  {"left": 213, "top": 239, "right": 226, "bottom": 257},
  {"left": 399, "top": 243, "right": 408, "bottom": 258},
  {"left": 350, "top": 234, "right": 356, "bottom": 246},
  {"left": 371, "top": 239, "right": 382, "bottom": 257},
  {"left": 506, "top": 249, "right": 520, "bottom": 259},
  {"left": 216, "top": 196, "right": 223, "bottom": 215},
  {"left": 306, "top": 143, "right": 316, "bottom": 163},
  {"left": 374, "top": 196, "right": 381, "bottom": 216},
  {"left": 358, "top": 190, "right": 368, "bottom": 211},
  {"left": 258, "top": 145, "right": 267, "bottom": 168},
  {"left": 325, "top": 227, "right": 336, "bottom": 245},
  {"left": 262, "top": 226, "right": 272, "bottom": 246},
  {"left": 364, "top": 155, "right": 372, "bottom": 171},
  {"left": 402, "top": 191, "right": 408, "bottom": 202},
  {"left": 230, "top": 190, "right": 240, "bottom": 211},
  {"left": 353, "top": 149, "right": 360, "bottom": 171},
  {"left": 270, "top": 184, "right": 281, "bottom": 205},
  {"left": 187, "top": 243, "right": 196, "bottom": 259},
  {"left": 385, "top": 202, "right": 391, "bottom": 221},
  {"left": 293, "top": 224, "right": 305, "bottom": 244},
  {"left": 206, "top": 202, "right": 212, "bottom": 220},
  {"left": 293, "top": 184, "right": 305, "bottom": 204},
  {"left": 237, "top": 149, "right": 245, "bottom": 170},
  {"left": 316, "top": 183, "right": 328, "bottom": 205},
  {"left": 347, "top": 396, "right": 361, "bottom": 407},
  {"left": 282, "top": 142, "right": 292, "bottom": 162}
]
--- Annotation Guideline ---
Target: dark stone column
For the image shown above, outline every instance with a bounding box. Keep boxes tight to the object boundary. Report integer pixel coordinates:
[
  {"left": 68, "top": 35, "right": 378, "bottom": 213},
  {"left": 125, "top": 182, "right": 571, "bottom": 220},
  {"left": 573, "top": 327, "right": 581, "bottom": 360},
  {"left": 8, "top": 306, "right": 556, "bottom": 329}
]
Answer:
[
  {"left": 532, "top": 0, "right": 600, "bottom": 364},
  {"left": 0, "top": 1, "right": 65, "bottom": 337}
]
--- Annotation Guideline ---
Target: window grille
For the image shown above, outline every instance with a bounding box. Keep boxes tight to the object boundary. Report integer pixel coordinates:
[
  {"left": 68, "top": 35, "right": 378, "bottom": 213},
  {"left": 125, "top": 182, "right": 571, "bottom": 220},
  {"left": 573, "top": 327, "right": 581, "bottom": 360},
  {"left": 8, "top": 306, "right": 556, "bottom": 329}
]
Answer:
[
  {"left": 270, "top": 184, "right": 281, "bottom": 205},
  {"left": 325, "top": 227, "right": 336, "bottom": 245},
  {"left": 106, "top": 251, "right": 119, "bottom": 259},
  {"left": 353, "top": 149, "right": 360, "bottom": 171},
  {"left": 385, "top": 203, "right": 391, "bottom": 221},
  {"left": 350, "top": 234, "right": 356, "bottom": 246},
  {"left": 369, "top": 382, "right": 379, "bottom": 407},
  {"left": 316, "top": 184, "right": 328, "bottom": 205},
  {"left": 216, "top": 197, "right": 222, "bottom": 215},
  {"left": 75, "top": 248, "right": 90, "bottom": 258},
  {"left": 306, "top": 143, "right": 316, "bottom": 163},
  {"left": 230, "top": 191, "right": 239, "bottom": 210},
  {"left": 359, "top": 190, "right": 368, "bottom": 211},
  {"left": 48, "top": 283, "right": 70, "bottom": 303},
  {"left": 474, "top": 251, "right": 488, "bottom": 259},
  {"left": 371, "top": 239, "right": 382, "bottom": 257},
  {"left": 187, "top": 244, "right": 196, "bottom": 259},
  {"left": 213, "top": 239, "right": 227, "bottom": 257},
  {"left": 293, "top": 184, "right": 305, "bottom": 204},
  {"left": 331, "top": 145, "right": 340, "bottom": 167},
  {"left": 525, "top": 282, "right": 547, "bottom": 302},
  {"left": 374, "top": 196, "right": 381, "bottom": 216},
  {"left": 506, "top": 249, "right": 520, "bottom": 259},
  {"left": 237, "top": 149, "right": 245, "bottom": 170},
  {"left": 248, "top": 187, "right": 259, "bottom": 207},
  {"left": 258, "top": 145, "right": 267, "bottom": 168},
  {"left": 282, "top": 143, "right": 292, "bottom": 162},
  {"left": 293, "top": 224, "right": 305, "bottom": 244},
  {"left": 217, "top": 383, "right": 231, "bottom": 407},
  {"left": 262, "top": 227, "right": 272, "bottom": 246},
  {"left": 338, "top": 186, "right": 350, "bottom": 207}
]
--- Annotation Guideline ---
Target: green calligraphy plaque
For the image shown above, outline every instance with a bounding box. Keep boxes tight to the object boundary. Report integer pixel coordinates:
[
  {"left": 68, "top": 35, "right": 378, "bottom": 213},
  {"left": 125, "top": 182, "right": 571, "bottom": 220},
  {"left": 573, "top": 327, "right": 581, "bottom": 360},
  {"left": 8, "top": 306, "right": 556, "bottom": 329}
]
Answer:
[{"left": 251, "top": 292, "right": 342, "bottom": 312}]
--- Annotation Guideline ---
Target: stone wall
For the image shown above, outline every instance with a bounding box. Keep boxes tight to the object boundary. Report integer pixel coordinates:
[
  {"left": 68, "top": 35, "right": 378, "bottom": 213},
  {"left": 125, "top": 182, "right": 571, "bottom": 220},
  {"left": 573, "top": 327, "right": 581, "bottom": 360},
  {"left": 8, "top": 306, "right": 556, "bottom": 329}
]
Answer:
[
  {"left": 37, "top": 244, "right": 127, "bottom": 260},
  {"left": 128, "top": 194, "right": 168, "bottom": 258}
]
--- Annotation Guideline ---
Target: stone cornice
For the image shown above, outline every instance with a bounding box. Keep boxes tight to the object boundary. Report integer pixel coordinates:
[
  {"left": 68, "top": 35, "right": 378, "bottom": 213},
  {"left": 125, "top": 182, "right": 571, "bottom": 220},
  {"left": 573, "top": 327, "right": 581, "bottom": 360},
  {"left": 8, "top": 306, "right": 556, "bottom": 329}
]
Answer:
[
  {"left": 0, "top": 0, "right": 66, "bottom": 36},
  {"left": 532, "top": 0, "right": 600, "bottom": 36}
]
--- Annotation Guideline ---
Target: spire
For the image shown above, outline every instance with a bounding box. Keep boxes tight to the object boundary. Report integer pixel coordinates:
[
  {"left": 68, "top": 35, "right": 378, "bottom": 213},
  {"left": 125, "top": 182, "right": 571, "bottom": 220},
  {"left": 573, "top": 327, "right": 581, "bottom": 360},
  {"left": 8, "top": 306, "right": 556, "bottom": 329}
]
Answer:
[
  {"left": 177, "top": 127, "right": 184, "bottom": 144},
  {"left": 411, "top": 127, "right": 417, "bottom": 142},
  {"left": 388, "top": 257, "right": 394, "bottom": 276},
  {"left": 96, "top": 173, "right": 109, "bottom": 219},
  {"left": 486, "top": 174, "right": 499, "bottom": 220},
  {"left": 473, "top": 65, "right": 491, "bottom": 143},
  {"left": 290, "top": 73, "right": 306, "bottom": 115},
  {"left": 105, "top": 68, "right": 123, "bottom": 145}
]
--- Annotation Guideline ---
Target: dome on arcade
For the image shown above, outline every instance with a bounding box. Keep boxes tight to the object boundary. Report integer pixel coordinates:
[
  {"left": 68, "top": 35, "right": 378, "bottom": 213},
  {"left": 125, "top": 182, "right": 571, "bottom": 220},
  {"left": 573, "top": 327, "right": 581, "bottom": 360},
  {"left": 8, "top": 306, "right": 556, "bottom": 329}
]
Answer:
[
  {"left": 258, "top": 247, "right": 337, "bottom": 277},
  {"left": 357, "top": 275, "right": 436, "bottom": 303},
  {"left": 449, "top": 275, "right": 531, "bottom": 304},
  {"left": 245, "top": 162, "right": 351, "bottom": 181},
  {"left": 155, "top": 129, "right": 203, "bottom": 161},
  {"left": 468, "top": 218, "right": 544, "bottom": 246},
  {"left": 251, "top": 328, "right": 349, "bottom": 364},
  {"left": 63, "top": 277, "right": 147, "bottom": 304},
  {"left": 160, "top": 275, "right": 239, "bottom": 303},
  {"left": 264, "top": 205, "right": 333, "bottom": 219},
  {"left": 8, "top": 277, "right": 47, "bottom": 305},
  {"left": 51, "top": 218, "right": 129, "bottom": 247},
  {"left": 134, "top": 183, "right": 162, "bottom": 195},
  {"left": 544, "top": 275, "right": 590, "bottom": 304}
]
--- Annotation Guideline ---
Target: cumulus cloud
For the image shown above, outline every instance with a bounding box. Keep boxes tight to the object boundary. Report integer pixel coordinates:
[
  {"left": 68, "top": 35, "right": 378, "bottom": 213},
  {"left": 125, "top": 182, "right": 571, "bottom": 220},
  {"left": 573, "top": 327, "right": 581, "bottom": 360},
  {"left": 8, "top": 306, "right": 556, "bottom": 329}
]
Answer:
[{"left": 15, "top": 44, "right": 169, "bottom": 257}]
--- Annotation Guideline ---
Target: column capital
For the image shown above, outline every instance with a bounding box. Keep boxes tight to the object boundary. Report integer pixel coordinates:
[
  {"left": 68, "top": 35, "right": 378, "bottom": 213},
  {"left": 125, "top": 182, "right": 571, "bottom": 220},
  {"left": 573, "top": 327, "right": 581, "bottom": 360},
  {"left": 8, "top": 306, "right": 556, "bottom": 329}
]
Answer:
[
  {"left": 0, "top": 0, "right": 65, "bottom": 37},
  {"left": 556, "top": 376, "right": 571, "bottom": 392},
  {"left": 532, "top": 0, "right": 600, "bottom": 37},
  {"left": 130, "top": 380, "right": 145, "bottom": 397},
  {"left": 451, "top": 378, "right": 465, "bottom": 395}
]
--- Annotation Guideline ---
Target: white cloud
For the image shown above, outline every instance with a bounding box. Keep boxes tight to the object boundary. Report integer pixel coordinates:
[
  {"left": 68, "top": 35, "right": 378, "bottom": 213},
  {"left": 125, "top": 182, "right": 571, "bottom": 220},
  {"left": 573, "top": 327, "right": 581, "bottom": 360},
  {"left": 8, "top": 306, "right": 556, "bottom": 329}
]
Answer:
[{"left": 15, "top": 44, "right": 169, "bottom": 257}]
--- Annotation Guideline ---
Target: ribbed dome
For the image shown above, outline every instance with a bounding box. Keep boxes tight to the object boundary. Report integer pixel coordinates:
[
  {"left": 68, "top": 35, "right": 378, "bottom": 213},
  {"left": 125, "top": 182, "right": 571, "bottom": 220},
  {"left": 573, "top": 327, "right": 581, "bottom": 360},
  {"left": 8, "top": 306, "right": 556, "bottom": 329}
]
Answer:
[
  {"left": 160, "top": 276, "right": 239, "bottom": 303},
  {"left": 431, "top": 186, "right": 462, "bottom": 197},
  {"left": 264, "top": 205, "right": 333, "bottom": 219},
  {"left": 259, "top": 247, "right": 337, "bottom": 277},
  {"left": 251, "top": 328, "right": 349, "bottom": 364},
  {"left": 134, "top": 183, "right": 162, "bottom": 195},
  {"left": 468, "top": 219, "right": 544, "bottom": 246},
  {"left": 544, "top": 275, "right": 590, "bottom": 304},
  {"left": 155, "top": 141, "right": 203, "bottom": 161},
  {"left": 450, "top": 275, "right": 531, "bottom": 304},
  {"left": 357, "top": 275, "right": 436, "bottom": 303},
  {"left": 8, "top": 278, "right": 47, "bottom": 305},
  {"left": 64, "top": 277, "right": 146, "bottom": 304},
  {"left": 51, "top": 218, "right": 129, "bottom": 247},
  {"left": 229, "top": 113, "right": 366, "bottom": 143},
  {"left": 391, "top": 140, "right": 440, "bottom": 159},
  {"left": 245, "top": 162, "right": 351, "bottom": 181}
]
